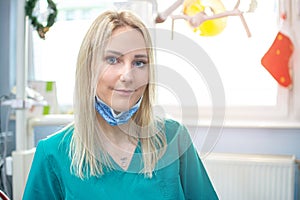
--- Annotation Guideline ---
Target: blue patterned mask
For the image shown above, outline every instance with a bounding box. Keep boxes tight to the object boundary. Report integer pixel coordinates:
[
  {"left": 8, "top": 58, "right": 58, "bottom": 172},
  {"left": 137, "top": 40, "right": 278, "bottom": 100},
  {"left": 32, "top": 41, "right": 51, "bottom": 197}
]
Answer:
[{"left": 95, "top": 96, "right": 142, "bottom": 126}]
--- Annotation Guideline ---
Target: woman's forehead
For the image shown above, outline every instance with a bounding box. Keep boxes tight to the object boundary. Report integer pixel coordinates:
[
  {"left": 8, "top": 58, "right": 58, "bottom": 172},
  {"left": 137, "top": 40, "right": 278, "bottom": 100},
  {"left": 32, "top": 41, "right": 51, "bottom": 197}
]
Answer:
[{"left": 105, "top": 26, "right": 147, "bottom": 55}]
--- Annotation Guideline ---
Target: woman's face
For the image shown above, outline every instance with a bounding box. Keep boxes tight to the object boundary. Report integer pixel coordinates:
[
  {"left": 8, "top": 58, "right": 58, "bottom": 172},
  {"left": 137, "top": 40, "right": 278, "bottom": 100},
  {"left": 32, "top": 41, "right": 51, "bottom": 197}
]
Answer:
[{"left": 96, "top": 26, "right": 149, "bottom": 112}]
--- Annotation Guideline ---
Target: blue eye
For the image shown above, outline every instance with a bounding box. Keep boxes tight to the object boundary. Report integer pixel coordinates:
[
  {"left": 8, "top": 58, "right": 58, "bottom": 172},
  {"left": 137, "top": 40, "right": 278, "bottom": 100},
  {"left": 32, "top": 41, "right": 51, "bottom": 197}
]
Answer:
[
  {"left": 105, "top": 56, "right": 118, "bottom": 65},
  {"left": 133, "top": 60, "right": 147, "bottom": 68}
]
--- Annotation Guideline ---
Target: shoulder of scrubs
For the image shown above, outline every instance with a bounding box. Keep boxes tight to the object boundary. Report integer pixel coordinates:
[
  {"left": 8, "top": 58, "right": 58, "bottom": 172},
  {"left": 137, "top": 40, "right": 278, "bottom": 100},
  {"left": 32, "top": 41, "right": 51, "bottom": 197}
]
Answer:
[
  {"left": 22, "top": 124, "right": 74, "bottom": 200},
  {"left": 164, "top": 118, "right": 219, "bottom": 200}
]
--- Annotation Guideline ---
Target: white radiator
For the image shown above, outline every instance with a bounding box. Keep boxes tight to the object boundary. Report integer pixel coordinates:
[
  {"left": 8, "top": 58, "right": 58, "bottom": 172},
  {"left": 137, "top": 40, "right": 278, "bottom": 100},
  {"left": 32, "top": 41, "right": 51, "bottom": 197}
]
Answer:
[{"left": 202, "top": 153, "right": 296, "bottom": 200}]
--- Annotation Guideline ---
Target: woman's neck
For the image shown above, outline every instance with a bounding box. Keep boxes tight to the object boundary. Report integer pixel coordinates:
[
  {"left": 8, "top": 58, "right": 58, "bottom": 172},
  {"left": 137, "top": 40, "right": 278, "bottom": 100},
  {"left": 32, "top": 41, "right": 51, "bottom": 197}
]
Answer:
[
  {"left": 97, "top": 114, "right": 138, "bottom": 170},
  {"left": 97, "top": 113, "right": 136, "bottom": 146}
]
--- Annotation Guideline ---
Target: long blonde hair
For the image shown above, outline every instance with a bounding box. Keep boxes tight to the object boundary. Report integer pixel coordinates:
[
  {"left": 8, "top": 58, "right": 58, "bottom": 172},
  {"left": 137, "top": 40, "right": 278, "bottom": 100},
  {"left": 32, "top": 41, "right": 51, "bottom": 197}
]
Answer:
[{"left": 70, "top": 10, "right": 167, "bottom": 179}]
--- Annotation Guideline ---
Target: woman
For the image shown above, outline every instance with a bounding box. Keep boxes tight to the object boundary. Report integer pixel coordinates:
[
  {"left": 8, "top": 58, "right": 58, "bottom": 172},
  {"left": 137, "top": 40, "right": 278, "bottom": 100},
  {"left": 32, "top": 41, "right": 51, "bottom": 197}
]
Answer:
[{"left": 23, "top": 10, "right": 218, "bottom": 200}]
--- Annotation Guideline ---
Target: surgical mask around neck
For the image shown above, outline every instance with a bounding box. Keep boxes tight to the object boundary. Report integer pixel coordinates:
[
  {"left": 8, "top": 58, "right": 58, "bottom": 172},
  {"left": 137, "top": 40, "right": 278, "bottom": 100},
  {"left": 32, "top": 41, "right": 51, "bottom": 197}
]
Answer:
[{"left": 95, "top": 95, "right": 142, "bottom": 126}]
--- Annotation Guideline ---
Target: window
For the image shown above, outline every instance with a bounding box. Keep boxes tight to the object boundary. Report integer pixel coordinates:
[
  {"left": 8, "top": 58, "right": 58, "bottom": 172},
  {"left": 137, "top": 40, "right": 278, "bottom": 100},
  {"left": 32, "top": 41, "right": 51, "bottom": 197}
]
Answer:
[
  {"left": 154, "top": 0, "right": 289, "bottom": 121},
  {"left": 31, "top": 0, "right": 114, "bottom": 113},
  {"left": 30, "top": 0, "right": 297, "bottom": 122}
]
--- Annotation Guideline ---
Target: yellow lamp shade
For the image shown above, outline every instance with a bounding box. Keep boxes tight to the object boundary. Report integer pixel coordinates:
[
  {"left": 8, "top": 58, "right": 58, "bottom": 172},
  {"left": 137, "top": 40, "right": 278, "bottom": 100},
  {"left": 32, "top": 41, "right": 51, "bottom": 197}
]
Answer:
[{"left": 183, "top": 0, "right": 227, "bottom": 36}]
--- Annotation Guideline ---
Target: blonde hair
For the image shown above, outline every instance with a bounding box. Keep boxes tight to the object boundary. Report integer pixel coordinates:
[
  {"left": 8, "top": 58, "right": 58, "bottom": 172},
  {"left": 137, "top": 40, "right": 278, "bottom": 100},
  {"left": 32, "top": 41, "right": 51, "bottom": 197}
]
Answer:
[{"left": 70, "top": 10, "right": 167, "bottom": 179}]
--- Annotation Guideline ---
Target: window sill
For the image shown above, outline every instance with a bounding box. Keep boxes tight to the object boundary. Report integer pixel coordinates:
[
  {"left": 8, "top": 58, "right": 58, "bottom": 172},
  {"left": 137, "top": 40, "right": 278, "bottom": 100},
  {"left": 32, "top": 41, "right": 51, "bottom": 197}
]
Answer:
[
  {"left": 161, "top": 105, "right": 300, "bottom": 129},
  {"left": 179, "top": 118, "right": 300, "bottom": 129},
  {"left": 25, "top": 114, "right": 300, "bottom": 130}
]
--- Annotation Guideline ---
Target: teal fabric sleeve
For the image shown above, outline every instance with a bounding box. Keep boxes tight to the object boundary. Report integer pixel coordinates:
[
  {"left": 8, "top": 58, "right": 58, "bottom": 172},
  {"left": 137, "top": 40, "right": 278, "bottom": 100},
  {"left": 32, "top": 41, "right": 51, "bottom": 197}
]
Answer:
[
  {"left": 165, "top": 119, "right": 219, "bottom": 200},
  {"left": 22, "top": 140, "right": 64, "bottom": 200},
  {"left": 179, "top": 129, "right": 218, "bottom": 199}
]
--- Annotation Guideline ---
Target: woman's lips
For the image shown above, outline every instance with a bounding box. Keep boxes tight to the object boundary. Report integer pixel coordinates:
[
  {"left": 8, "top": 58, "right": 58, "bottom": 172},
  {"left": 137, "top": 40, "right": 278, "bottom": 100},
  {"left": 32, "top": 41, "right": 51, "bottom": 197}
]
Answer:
[{"left": 114, "top": 89, "right": 135, "bottom": 96}]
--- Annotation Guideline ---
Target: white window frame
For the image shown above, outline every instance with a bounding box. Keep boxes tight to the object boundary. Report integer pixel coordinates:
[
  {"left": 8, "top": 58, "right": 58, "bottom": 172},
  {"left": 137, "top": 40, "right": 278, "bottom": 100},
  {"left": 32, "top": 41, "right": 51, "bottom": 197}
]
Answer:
[
  {"left": 28, "top": 0, "right": 300, "bottom": 127},
  {"left": 153, "top": 0, "right": 300, "bottom": 126}
]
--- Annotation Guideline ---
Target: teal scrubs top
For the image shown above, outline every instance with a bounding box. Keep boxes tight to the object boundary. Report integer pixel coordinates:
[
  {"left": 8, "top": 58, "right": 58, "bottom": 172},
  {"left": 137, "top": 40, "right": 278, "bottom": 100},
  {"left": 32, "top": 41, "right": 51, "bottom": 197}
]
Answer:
[{"left": 23, "top": 119, "right": 218, "bottom": 200}]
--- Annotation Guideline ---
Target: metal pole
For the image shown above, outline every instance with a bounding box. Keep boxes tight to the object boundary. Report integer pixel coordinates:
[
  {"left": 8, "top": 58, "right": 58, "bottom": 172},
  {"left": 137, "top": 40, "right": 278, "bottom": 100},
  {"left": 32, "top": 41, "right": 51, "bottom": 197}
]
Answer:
[
  {"left": 13, "top": 0, "right": 30, "bottom": 199},
  {"left": 15, "top": 0, "right": 28, "bottom": 151}
]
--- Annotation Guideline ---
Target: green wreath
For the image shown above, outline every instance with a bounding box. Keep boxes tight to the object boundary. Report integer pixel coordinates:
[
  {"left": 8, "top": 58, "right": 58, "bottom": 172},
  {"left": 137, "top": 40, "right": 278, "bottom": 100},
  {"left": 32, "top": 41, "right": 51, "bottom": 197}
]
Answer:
[{"left": 25, "top": 0, "right": 58, "bottom": 39}]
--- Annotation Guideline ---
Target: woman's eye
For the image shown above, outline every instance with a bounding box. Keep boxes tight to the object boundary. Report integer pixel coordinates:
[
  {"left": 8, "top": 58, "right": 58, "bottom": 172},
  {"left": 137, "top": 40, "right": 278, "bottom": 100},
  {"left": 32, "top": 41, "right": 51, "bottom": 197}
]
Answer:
[
  {"left": 105, "top": 56, "right": 118, "bottom": 65},
  {"left": 133, "top": 60, "right": 147, "bottom": 68}
]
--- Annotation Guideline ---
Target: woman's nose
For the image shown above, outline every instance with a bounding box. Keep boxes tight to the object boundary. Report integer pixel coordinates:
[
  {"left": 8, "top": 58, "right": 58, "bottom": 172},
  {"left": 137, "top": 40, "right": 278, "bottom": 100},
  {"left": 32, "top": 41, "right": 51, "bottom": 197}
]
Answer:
[{"left": 120, "top": 61, "right": 133, "bottom": 82}]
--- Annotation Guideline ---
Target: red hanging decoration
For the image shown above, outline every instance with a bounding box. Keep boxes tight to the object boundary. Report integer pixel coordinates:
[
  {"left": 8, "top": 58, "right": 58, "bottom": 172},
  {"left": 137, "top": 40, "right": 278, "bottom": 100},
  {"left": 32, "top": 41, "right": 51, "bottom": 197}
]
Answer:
[{"left": 261, "top": 14, "right": 294, "bottom": 88}]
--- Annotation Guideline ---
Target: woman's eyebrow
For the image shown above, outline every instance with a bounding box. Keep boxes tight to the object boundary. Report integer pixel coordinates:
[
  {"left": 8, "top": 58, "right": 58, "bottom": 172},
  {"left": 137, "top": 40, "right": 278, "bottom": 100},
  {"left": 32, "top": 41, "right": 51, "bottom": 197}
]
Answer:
[
  {"left": 105, "top": 50, "right": 147, "bottom": 59},
  {"left": 134, "top": 54, "right": 148, "bottom": 59},
  {"left": 105, "top": 50, "right": 123, "bottom": 56}
]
